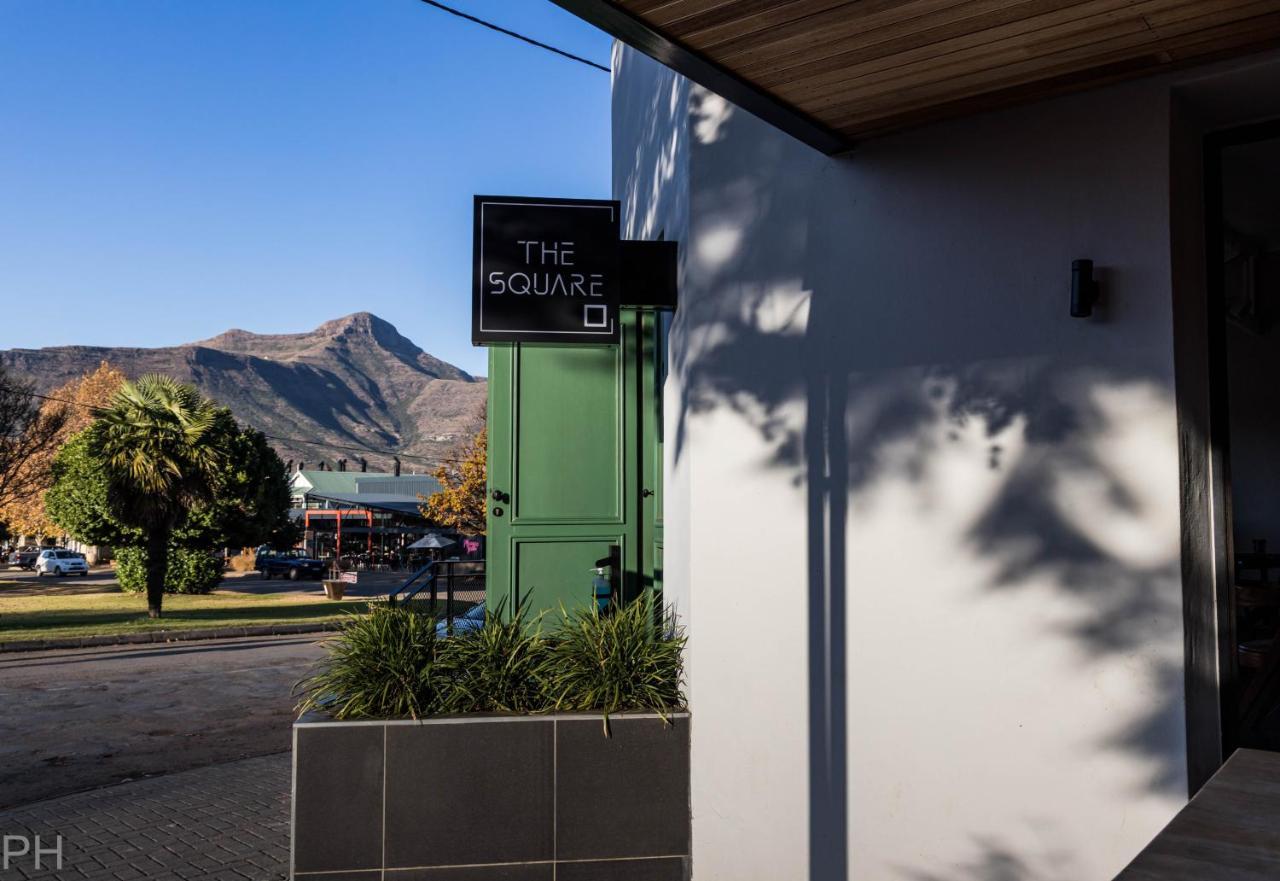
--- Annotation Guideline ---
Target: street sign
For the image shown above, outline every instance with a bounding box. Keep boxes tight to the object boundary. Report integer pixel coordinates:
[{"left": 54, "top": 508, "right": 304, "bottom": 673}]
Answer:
[{"left": 473, "top": 196, "right": 621, "bottom": 345}]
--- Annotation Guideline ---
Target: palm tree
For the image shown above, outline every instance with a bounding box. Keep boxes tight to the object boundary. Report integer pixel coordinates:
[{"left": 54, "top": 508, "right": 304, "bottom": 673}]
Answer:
[{"left": 90, "top": 376, "right": 231, "bottom": 618}]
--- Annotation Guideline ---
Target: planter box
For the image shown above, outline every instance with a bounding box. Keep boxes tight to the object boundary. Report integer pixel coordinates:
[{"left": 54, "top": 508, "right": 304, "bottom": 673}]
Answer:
[{"left": 292, "top": 712, "right": 690, "bottom": 881}]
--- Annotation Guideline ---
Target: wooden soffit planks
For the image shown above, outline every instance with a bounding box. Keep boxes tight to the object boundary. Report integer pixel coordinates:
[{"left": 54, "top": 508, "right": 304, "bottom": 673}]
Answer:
[{"left": 561, "top": 0, "right": 1280, "bottom": 152}]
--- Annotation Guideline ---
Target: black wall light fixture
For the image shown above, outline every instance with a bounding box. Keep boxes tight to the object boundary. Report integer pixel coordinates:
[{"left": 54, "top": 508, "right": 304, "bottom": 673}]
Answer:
[{"left": 1070, "top": 259, "right": 1100, "bottom": 317}]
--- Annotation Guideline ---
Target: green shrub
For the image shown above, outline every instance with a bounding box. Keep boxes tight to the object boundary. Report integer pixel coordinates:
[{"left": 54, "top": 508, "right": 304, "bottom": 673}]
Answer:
[
  {"left": 540, "top": 594, "right": 686, "bottom": 723},
  {"left": 295, "top": 602, "right": 446, "bottom": 720},
  {"left": 116, "top": 545, "right": 223, "bottom": 595},
  {"left": 436, "top": 603, "right": 549, "bottom": 714},
  {"left": 294, "top": 595, "right": 687, "bottom": 725}
]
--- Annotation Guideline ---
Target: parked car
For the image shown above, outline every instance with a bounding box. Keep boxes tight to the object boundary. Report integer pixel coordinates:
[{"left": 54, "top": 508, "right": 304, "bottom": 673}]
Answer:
[
  {"left": 34, "top": 549, "right": 89, "bottom": 578},
  {"left": 255, "top": 550, "right": 326, "bottom": 581},
  {"left": 7, "top": 547, "right": 42, "bottom": 570},
  {"left": 435, "top": 601, "right": 486, "bottom": 638}
]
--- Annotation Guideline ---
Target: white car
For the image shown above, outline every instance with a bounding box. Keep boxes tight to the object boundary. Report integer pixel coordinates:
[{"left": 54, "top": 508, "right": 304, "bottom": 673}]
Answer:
[{"left": 34, "top": 549, "right": 89, "bottom": 578}]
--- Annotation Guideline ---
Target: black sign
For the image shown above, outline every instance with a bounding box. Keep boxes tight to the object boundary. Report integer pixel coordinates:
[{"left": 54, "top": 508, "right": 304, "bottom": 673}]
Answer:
[
  {"left": 473, "top": 196, "right": 621, "bottom": 344},
  {"left": 621, "top": 240, "right": 678, "bottom": 310}
]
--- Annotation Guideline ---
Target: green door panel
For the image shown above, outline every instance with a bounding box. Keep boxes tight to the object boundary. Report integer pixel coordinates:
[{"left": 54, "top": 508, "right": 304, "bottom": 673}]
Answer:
[
  {"left": 514, "top": 536, "right": 626, "bottom": 622},
  {"left": 513, "top": 344, "right": 622, "bottom": 522}
]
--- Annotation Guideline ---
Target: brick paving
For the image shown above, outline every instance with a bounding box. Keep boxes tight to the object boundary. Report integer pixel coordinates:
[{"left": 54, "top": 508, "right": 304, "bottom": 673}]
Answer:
[{"left": 0, "top": 753, "right": 291, "bottom": 881}]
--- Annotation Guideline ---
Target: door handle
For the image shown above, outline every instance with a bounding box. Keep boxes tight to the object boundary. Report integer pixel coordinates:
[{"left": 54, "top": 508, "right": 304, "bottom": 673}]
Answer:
[{"left": 642, "top": 488, "right": 654, "bottom": 498}]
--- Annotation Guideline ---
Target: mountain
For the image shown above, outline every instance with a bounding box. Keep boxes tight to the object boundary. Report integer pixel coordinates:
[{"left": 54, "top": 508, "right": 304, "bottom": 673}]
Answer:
[{"left": 0, "top": 313, "right": 486, "bottom": 471}]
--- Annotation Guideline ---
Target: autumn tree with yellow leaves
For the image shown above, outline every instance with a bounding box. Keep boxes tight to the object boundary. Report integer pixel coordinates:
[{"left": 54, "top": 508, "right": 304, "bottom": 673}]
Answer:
[
  {"left": 420, "top": 427, "right": 487, "bottom": 535},
  {"left": 0, "top": 361, "right": 125, "bottom": 539}
]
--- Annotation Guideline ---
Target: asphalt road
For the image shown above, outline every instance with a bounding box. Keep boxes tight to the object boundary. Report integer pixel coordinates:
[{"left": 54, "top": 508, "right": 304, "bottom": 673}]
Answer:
[
  {"left": 0, "top": 566, "right": 120, "bottom": 596},
  {"left": 0, "top": 634, "right": 329, "bottom": 809}
]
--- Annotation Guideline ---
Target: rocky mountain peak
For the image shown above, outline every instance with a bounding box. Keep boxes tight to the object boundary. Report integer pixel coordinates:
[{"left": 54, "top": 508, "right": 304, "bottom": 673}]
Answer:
[
  {"left": 0, "top": 314, "right": 486, "bottom": 469},
  {"left": 196, "top": 313, "right": 473, "bottom": 382},
  {"left": 316, "top": 311, "right": 408, "bottom": 345}
]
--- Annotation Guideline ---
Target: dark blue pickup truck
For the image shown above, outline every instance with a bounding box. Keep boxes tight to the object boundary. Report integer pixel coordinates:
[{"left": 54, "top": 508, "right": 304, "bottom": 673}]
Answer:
[{"left": 255, "top": 550, "right": 326, "bottom": 581}]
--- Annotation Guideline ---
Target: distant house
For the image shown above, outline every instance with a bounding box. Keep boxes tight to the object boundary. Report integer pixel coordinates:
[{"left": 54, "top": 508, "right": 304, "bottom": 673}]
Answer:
[
  {"left": 288, "top": 469, "right": 441, "bottom": 510},
  {"left": 64, "top": 539, "right": 110, "bottom": 565},
  {"left": 287, "top": 468, "right": 443, "bottom": 561}
]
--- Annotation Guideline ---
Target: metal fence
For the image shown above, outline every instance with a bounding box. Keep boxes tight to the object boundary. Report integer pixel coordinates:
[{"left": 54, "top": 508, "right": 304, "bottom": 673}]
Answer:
[{"left": 388, "top": 559, "right": 486, "bottom": 627}]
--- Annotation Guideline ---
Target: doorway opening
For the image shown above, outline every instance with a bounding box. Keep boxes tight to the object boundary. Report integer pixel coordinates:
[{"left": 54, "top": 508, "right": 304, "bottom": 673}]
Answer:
[{"left": 1206, "top": 118, "right": 1280, "bottom": 753}]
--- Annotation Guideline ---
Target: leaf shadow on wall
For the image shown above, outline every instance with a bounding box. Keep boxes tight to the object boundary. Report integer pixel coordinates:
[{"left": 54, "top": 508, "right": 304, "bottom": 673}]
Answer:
[{"left": 660, "top": 90, "right": 1186, "bottom": 881}]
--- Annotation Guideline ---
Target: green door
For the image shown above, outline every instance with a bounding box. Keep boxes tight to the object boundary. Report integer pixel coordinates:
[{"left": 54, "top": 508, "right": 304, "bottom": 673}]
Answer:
[{"left": 487, "top": 308, "right": 659, "bottom": 620}]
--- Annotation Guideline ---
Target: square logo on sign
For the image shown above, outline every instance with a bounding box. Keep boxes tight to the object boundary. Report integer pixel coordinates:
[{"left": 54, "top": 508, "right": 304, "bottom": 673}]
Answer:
[
  {"left": 472, "top": 196, "right": 621, "bottom": 345},
  {"left": 583, "top": 303, "right": 608, "bottom": 328}
]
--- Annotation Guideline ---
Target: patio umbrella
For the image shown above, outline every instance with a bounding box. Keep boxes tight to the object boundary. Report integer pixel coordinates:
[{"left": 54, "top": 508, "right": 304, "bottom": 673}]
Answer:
[{"left": 407, "top": 534, "right": 457, "bottom": 550}]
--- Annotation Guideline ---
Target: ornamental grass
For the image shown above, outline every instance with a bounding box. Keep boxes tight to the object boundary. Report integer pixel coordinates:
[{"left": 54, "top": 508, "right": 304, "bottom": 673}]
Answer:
[{"left": 294, "top": 593, "right": 685, "bottom": 726}]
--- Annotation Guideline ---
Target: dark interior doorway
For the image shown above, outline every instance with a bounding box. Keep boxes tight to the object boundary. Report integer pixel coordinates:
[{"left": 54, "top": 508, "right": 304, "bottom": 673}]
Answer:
[{"left": 1207, "top": 119, "right": 1280, "bottom": 752}]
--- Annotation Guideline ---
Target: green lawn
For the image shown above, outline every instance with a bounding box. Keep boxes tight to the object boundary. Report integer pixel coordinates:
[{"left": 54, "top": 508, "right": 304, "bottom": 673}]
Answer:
[{"left": 0, "top": 586, "right": 371, "bottom": 642}]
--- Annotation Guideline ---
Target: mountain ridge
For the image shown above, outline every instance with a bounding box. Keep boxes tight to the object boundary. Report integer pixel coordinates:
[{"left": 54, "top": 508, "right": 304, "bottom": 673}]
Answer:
[{"left": 0, "top": 313, "right": 486, "bottom": 470}]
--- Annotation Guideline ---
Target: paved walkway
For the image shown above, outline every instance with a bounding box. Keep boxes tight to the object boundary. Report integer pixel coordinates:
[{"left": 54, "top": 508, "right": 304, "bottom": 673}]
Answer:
[{"left": 0, "top": 753, "right": 291, "bottom": 880}]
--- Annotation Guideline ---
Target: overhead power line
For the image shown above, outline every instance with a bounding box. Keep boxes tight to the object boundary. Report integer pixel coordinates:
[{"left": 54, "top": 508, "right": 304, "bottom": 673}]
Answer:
[
  {"left": 1, "top": 382, "right": 459, "bottom": 467},
  {"left": 5, "top": 385, "right": 96, "bottom": 411},
  {"left": 416, "top": 0, "right": 610, "bottom": 73}
]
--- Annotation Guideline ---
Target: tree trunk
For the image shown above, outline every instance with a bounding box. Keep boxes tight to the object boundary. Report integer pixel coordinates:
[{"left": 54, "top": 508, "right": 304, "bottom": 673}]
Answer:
[{"left": 146, "top": 528, "right": 168, "bottom": 618}]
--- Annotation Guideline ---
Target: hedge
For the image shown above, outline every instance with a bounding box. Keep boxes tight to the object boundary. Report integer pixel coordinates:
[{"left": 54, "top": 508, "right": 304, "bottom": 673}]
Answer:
[{"left": 115, "top": 545, "right": 224, "bottom": 595}]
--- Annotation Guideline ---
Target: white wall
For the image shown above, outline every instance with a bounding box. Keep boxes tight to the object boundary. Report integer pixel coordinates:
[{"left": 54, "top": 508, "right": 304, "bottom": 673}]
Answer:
[
  {"left": 611, "top": 47, "right": 1232, "bottom": 881},
  {"left": 611, "top": 43, "right": 691, "bottom": 627}
]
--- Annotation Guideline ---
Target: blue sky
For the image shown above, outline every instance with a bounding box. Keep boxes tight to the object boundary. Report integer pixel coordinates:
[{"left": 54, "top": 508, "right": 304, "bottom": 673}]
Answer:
[{"left": 0, "top": 1, "right": 612, "bottom": 376}]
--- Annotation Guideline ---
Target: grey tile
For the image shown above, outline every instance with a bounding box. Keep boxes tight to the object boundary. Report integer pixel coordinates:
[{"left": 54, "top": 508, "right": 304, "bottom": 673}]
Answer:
[
  {"left": 387, "top": 864, "right": 553, "bottom": 881},
  {"left": 555, "top": 716, "right": 690, "bottom": 861},
  {"left": 384, "top": 720, "right": 554, "bottom": 868},
  {"left": 293, "top": 725, "right": 385, "bottom": 873},
  {"left": 294, "top": 872, "right": 382, "bottom": 881},
  {"left": 556, "top": 856, "right": 689, "bottom": 881}
]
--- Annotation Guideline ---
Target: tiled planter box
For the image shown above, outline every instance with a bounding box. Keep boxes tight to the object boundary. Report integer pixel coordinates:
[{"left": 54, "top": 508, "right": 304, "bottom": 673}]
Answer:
[{"left": 291, "top": 712, "right": 690, "bottom": 881}]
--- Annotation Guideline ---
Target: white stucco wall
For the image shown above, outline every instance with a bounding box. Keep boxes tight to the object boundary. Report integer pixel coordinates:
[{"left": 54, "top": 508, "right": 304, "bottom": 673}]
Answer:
[
  {"left": 611, "top": 46, "right": 1227, "bottom": 881},
  {"left": 611, "top": 43, "right": 692, "bottom": 629}
]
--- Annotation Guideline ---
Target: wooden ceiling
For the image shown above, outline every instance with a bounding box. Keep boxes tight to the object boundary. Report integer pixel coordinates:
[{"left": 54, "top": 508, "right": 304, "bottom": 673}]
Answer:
[{"left": 569, "top": 0, "right": 1280, "bottom": 152}]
